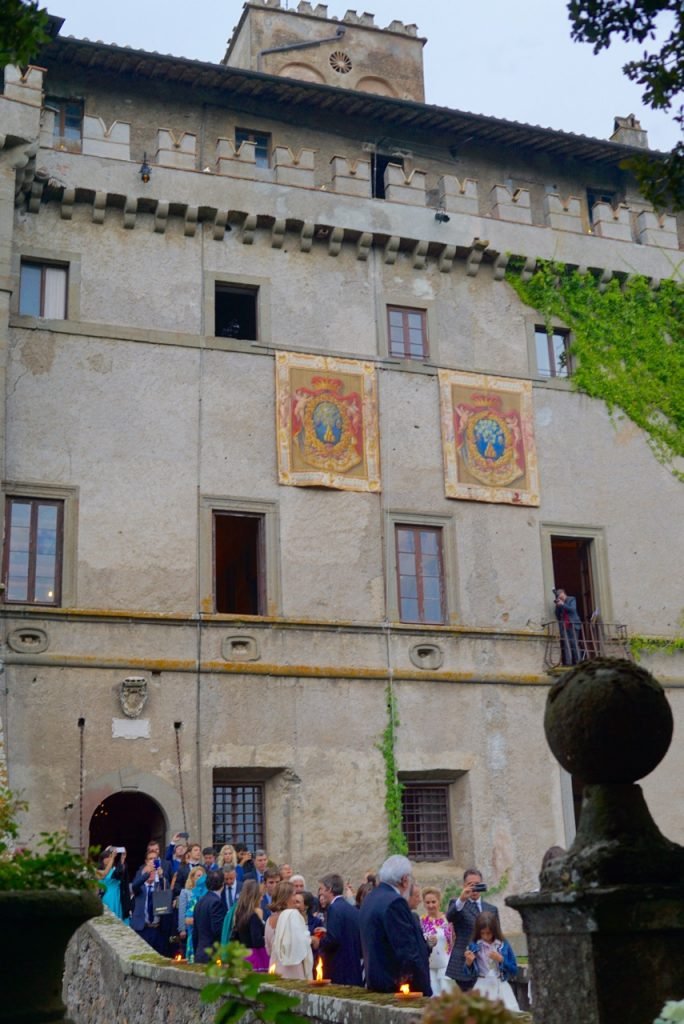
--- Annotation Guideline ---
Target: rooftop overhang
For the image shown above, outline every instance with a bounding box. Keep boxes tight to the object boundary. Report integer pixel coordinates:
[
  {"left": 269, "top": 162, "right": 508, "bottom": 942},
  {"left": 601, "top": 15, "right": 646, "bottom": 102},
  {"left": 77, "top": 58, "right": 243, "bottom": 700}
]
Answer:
[{"left": 38, "top": 34, "right": 663, "bottom": 168}]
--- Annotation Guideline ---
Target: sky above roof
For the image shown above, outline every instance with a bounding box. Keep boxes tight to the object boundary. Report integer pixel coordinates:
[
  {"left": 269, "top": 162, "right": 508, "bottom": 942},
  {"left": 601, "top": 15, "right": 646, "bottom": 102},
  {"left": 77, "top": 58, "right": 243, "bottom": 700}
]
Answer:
[{"left": 47, "top": 0, "right": 680, "bottom": 152}]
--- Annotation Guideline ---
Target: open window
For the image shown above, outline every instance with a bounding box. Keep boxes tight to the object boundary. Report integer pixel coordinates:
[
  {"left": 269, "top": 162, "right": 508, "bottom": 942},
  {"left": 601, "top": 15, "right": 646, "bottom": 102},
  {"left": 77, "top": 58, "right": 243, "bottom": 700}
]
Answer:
[
  {"left": 371, "top": 153, "right": 402, "bottom": 199},
  {"left": 215, "top": 284, "right": 259, "bottom": 340},
  {"left": 235, "top": 128, "right": 271, "bottom": 169},
  {"left": 534, "top": 326, "right": 572, "bottom": 378},
  {"left": 45, "top": 96, "right": 83, "bottom": 151},
  {"left": 214, "top": 511, "right": 265, "bottom": 615}
]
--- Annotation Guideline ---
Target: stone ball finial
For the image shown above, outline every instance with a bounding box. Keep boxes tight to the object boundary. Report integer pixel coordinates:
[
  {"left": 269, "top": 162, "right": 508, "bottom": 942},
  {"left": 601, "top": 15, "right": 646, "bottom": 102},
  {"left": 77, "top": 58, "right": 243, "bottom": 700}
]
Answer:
[{"left": 544, "top": 658, "right": 673, "bottom": 784}]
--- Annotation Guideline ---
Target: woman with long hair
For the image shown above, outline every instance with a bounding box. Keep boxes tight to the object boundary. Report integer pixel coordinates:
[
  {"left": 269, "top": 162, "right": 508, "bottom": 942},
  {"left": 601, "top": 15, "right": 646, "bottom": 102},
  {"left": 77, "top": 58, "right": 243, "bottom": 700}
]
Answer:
[
  {"left": 232, "top": 879, "right": 268, "bottom": 971},
  {"left": 181, "top": 865, "right": 207, "bottom": 963},
  {"left": 97, "top": 846, "right": 131, "bottom": 923}
]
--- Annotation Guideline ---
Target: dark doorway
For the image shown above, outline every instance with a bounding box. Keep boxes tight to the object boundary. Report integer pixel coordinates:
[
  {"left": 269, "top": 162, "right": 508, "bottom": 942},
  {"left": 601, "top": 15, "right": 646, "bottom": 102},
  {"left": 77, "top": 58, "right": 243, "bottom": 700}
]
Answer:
[
  {"left": 371, "top": 153, "right": 400, "bottom": 199},
  {"left": 550, "top": 536, "right": 596, "bottom": 622},
  {"left": 89, "top": 791, "right": 166, "bottom": 873},
  {"left": 214, "top": 511, "right": 265, "bottom": 614}
]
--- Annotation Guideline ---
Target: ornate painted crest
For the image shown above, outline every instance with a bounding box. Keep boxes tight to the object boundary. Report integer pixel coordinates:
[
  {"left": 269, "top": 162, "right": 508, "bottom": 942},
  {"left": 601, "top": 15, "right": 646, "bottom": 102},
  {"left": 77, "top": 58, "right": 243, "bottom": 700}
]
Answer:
[
  {"left": 439, "top": 369, "right": 540, "bottom": 506},
  {"left": 120, "top": 676, "right": 148, "bottom": 718},
  {"left": 276, "top": 351, "right": 380, "bottom": 492}
]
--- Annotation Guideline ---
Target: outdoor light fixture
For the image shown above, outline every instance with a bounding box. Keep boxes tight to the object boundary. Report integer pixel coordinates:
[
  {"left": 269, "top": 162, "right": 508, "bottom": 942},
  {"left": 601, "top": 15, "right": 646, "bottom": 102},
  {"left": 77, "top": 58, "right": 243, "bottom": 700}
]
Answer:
[
  {"left": 139, "top": 152, "right": 151, "bottom": 183},
  {"left": 434, "top": 209, "right": 450, "bottom": 224}
]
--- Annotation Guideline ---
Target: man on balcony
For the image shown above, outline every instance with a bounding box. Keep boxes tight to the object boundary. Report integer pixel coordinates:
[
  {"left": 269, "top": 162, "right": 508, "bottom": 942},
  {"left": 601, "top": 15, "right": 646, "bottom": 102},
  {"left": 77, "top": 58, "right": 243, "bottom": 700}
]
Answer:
[{"left": 554, "top": 588, "right": 583, "bottom": 664}]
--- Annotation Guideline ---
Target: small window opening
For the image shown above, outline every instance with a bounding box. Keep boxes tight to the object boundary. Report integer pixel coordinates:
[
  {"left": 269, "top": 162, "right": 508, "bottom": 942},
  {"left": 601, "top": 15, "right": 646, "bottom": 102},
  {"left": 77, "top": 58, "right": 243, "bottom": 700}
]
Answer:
[
  {"left": 235, "top": 128, "right": 271, "bottom": 169},
  {"left": 586, "top": 188, "right": 617, "bottom": 225},
  {"left": 371, "top": 153, "right": 400, "bottom": 200},
  {"left": 535, "top": 326, "right": 571, "bottom": 378},
  {"left": 214, "top": 512, "right": 264, "bottom": 614},
  {"left": 215, "top": 285, "right": 258, "bottom": 340}
]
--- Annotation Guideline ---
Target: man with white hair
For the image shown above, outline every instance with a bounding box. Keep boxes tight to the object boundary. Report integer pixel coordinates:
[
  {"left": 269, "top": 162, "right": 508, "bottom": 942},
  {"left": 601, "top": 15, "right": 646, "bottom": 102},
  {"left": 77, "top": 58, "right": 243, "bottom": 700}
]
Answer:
[
  {"left": 358, "top": 855, "right": 432, "bottom": 995},
  {"left": 290, "top": 874, "right": 306, "bottom": 894}
]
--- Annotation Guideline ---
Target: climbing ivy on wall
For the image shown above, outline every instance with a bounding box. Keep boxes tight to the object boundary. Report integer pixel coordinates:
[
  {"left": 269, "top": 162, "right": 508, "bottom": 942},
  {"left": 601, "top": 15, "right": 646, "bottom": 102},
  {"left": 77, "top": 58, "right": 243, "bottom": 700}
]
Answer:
[
  {"left": 506, "top": 261, "right": 684, "bottom": 480},
  {"left": 378, "top": 682, "right": 408, "bottom": 857}
]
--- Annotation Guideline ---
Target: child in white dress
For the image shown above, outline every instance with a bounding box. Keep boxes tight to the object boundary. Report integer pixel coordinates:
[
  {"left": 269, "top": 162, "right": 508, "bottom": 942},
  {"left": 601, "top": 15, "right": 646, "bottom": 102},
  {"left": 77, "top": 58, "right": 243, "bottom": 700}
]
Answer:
[{"left": 464, "top": 911, "right": 519, "bottom": 1011}]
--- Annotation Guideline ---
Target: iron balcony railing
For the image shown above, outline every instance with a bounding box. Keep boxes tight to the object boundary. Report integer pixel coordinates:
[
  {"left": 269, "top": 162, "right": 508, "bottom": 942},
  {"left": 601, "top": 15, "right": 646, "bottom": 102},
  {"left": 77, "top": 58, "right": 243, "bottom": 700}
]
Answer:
[{"left": 543, "top": 619, "right": 632, "bottom": 670}]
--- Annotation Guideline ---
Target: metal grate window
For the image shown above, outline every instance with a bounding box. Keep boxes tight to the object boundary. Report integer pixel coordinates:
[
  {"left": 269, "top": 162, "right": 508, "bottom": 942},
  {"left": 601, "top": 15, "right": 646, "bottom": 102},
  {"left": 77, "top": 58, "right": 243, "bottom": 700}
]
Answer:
[
  {"left": 212, "top": 782, "right": 264, "bottom": 851},
  {"left": 401, "top": 783, "right": 451, "bottom": 861}
]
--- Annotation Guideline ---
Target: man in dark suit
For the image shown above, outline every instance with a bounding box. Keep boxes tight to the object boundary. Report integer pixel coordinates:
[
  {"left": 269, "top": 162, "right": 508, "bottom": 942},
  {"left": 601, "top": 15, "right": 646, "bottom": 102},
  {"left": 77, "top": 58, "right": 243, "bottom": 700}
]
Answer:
[
  {"left": 315, "top": 873, "right": 363, "bottom": 986},
  {"left": 359, "top": 855, "right": 432, "bottom": 995},
  {"left": 222, "top": 865, "right": 242, "bottom": 911},
  {"left": 193, "top": 869, "right": 227, "bottom": 964},
  {"left": 130, "top": 852, "right": 166, "bottom": 952},
  {"left": 445, "top": 868, "right": 499, "bottom": 991},
  {"left": 554, "top": 588, "right": 583, "bottom": 664}
]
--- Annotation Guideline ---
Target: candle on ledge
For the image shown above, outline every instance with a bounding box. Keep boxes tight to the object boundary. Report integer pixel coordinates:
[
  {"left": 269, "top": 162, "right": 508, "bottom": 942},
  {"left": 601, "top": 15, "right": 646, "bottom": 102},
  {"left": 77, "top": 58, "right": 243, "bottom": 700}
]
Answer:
[{"left": 309, "top": 958, "right": 331, "bottom": 986}]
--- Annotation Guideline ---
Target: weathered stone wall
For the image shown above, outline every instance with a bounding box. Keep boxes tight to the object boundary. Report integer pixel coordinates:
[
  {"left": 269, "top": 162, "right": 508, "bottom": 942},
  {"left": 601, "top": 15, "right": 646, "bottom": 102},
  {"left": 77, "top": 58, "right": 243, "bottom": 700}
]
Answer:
[{"left": 64, "top": 913, "right": 424, "bottom": 1024}]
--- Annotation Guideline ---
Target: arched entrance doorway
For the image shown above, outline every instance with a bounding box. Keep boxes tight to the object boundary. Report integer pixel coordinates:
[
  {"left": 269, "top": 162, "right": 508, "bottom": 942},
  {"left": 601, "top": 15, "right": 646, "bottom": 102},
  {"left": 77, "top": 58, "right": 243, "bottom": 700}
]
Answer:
[{"left": 89, "top": 792, "right": 166, "bottom": 872}]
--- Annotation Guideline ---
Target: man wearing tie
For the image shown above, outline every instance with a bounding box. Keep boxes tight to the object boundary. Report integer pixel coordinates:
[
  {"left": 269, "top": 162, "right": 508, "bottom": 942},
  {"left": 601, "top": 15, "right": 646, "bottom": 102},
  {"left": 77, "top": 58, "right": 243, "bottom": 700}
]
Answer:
[
  {"left": 222, "top": 866, "right": 241, "bottom": 910},
  {"left": 445, "top": 868, "right": 499, "bottom": 991},
  {"left": 193, "top": 870, "right": 227, "bottom": 964},
  {"left": 130, "top": 852, "right": 165, "bottom": 951}
]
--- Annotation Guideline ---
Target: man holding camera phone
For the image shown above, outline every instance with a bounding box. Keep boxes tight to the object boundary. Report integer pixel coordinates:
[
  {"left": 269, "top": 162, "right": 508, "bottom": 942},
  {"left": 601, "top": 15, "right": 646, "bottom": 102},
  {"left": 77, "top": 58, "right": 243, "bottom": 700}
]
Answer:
[{"left": 445, "top": 868, "right": 499, "bottom": 991}]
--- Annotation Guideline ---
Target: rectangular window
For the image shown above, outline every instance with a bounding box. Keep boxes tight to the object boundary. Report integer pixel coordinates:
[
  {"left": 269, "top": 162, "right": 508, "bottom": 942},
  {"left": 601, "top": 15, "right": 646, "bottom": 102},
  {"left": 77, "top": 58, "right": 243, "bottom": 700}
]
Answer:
[
  {"left": 372, "top": 153, "right": 401, "bottom": 199},
  {"left": 214, "top": 512, "right": 265, "bottom": 614},
  {"left": 235, "top": 128, "right": 271, "bottom": 168},
  {"left": 395, "top": 525, "right": 446, "bottom": 624},
  {"left": 2, "top": 497, "right": 64, "bottom": 605},
  {"left": 387, "top": 306, "right": 428, "bottom": 360},
  {"left": 19, "top": 262, "right": 68, "bottom": 319},
  {"left": 45, "top": 96, "right": 83, "bottom": 149},
  {"left": 535, "top": 326, "right": 571, "bottom": 378},
  {"left": 402, "top": 782, "right": 451, "bottom": 861},
  {"left": 215, "top": 284, "right": 258, "bottom": 340},
  {"left": 213, "top": 781, "right": 264, "bottom": 850},
  {"left": 586, "top": 188, "right": 617, "bottom": 225}
]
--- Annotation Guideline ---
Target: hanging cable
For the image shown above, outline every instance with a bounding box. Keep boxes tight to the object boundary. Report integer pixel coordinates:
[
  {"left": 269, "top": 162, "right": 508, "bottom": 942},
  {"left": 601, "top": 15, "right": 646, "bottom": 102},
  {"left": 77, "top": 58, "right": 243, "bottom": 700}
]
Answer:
[
  {"left": 78, "top": 717, "right": 85, "bottom": 854},
  {"left": 174, "top": 722, "right": 188, "bottom": 833}
]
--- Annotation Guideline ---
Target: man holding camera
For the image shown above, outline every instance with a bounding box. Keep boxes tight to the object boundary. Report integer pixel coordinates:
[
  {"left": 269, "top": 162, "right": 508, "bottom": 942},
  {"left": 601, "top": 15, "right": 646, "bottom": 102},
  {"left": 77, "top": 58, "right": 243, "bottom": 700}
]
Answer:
[
  {"left": 553, "top": 587, "right": 583, "bottom": 665},
  {"left": 445, "top": 868, "right": 499, "bottom": 991}
]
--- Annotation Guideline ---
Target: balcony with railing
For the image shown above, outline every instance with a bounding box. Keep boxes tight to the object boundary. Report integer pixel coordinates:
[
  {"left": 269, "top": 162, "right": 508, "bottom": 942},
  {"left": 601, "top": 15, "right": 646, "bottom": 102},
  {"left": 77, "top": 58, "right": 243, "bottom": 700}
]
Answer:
[{"left": 543, "top": 618, "right": 632, "bottom": 670}]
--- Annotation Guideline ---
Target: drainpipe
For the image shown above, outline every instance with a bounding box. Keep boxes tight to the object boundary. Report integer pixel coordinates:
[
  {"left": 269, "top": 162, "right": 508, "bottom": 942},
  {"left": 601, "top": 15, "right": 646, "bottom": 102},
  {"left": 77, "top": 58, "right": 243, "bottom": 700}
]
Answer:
[{"left": 257, "top": 26, "right": 346, "bottom": 71}]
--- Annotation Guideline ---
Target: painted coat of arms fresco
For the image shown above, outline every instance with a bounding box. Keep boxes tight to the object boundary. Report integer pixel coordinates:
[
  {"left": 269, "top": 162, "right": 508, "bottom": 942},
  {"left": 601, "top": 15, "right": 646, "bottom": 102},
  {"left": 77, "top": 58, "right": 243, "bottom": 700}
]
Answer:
[
  {"left": 438, "top": 369, "right": 540, "bottom": 506},
  {"left": 276, "top": 352, "right": 381, "bottom": 492}
]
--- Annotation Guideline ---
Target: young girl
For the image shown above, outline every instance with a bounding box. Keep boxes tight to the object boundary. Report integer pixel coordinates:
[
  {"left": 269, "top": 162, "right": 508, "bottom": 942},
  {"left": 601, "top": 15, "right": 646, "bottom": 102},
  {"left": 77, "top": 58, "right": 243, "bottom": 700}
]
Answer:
[{"left": 464, "top": 911, "right": 519, "bottom": 1010}]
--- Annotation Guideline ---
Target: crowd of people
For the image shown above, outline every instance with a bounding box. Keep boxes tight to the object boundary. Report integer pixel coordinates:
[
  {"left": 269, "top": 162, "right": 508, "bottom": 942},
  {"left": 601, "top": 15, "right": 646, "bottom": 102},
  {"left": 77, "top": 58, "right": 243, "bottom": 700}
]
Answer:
[{"left": 97, "top": 838, "right": 519, "bottom": 1010}]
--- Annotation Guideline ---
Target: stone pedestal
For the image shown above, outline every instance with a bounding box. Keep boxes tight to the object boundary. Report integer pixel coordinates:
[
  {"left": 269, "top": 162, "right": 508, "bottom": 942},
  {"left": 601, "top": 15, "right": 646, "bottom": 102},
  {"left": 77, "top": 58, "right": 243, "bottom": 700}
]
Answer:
[
  {"left": 507, "top": 660, "right": 684, "bottom": 1024},
  {"left": 509, "top": 884, "right": 684, "bottom": 1024}
]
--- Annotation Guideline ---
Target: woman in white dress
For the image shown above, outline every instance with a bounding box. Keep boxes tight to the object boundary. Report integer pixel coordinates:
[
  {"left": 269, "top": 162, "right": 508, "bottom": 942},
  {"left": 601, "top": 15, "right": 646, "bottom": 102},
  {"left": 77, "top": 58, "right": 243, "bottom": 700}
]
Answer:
[{"left": 420, "top": 887, "right": 454, "bottom": 995}]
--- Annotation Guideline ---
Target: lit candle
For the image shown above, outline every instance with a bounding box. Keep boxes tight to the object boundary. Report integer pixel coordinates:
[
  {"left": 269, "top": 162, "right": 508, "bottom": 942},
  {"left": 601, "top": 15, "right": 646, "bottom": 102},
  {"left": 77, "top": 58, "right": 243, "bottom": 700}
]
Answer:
[{"left": 309, "top": 957, "right": 331, "bottom": 986}]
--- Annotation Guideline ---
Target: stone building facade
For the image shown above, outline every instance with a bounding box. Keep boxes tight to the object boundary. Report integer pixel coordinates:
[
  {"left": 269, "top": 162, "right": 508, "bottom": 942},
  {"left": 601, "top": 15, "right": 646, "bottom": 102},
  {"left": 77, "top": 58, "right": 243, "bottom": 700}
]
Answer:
[{"left": 1, "top": 1, "right": 682, "bottom": 925}]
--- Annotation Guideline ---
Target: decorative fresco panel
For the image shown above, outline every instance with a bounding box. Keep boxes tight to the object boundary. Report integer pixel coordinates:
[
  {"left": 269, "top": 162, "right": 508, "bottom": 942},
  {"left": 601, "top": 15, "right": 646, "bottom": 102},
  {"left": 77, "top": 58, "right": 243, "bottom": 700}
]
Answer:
[
  {"left": 276, "top": 351, "right": 381, "bottom": 492},
  {"left": 438, "top": 369, "right": 540, "bottom": 506}
]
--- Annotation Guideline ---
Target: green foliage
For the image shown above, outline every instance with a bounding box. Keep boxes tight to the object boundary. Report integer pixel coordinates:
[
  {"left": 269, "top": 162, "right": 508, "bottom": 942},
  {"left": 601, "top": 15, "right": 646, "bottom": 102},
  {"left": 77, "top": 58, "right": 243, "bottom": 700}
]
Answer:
[
  {"left": 567, "top": 1, "right": 684, "bottom": 210},
  {"left": 629, "top": 635, "right": 684, "bottom": 657},
  {"left": 377, "top": 683, "right": 408, "bottom": 856},
  {"left": 655, "top": 999, "right": 684, "bottom": 1023},
  {"left": 0, "top": 786, "right": 97, "bottom": 891},
  {"left": 422, "top": 987, "right": 531, "bottom": 1023},
  {"left": 506, "top": 261, "right": 684, "bottom": 479},
  {"left": 0, "top": 0, "right": 50, "bottom": 68},
  {"left": 201, "top": 942, "right": 301, "bottom": 1024}
]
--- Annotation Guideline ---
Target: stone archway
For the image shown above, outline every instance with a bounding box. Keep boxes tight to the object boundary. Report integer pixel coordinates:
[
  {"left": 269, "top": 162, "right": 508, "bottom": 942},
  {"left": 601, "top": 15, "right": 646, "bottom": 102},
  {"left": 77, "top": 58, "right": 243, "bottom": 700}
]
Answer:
[{"left": 89, "top": 790, "right": 166, "bottom": 873}]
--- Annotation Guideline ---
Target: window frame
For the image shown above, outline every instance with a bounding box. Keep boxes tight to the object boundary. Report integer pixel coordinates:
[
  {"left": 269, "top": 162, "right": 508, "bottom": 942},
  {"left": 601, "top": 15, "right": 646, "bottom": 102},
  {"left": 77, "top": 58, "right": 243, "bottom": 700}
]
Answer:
[
  {"left": 534, "top": 325, "right": 572, "bottom": 379},
  {"left": 18, "top": 260, "right": 69, "bottom": 319},
  {"left": 12, "top": 248, "right": 81, "bottom": 322},
  {"left": 212, "top": 778, "right": 265, "bottom": 851},
  {"left": 386, "top": 511, "right": 457, "bottom": 626},
  {"left": 401, "top": 780, "right": 452, "bottom": 862},
  {"left": 200, "top": 496, "right": 281, "bottom": 617},
  {"left": 387, "top": 305, "right": 429, "bottom": 361},
  {"left": 204, "top": 273, "right": 271, "bottom": 345},
  {"left": 235, "top": 127, "right": 271, "bottom": 169},
  {"left": 2, "top": 483, "right": 79, "bottom": 608},
  {"left": 540, "top": 523, "right": 613, "bottom": 625},
  {"left": 44, "top": 95, "right": 84, "bottom": 151},
  {"left": 214, "top": 283, "right": 260, "bottom": 341}
]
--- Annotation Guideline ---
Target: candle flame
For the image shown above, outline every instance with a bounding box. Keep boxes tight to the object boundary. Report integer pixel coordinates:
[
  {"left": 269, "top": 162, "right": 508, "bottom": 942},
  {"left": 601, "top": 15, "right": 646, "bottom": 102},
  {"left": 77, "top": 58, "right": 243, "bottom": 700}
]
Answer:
[
  {"left": 315, "top": 958, "right": 323, "bottom": 982},
  {"left": 269, "top": 963, "right": 277, "bottom": 974},
  {"left": 174, "top": 953, "right": 183, "bottom": 962},
  {"left": 399, "top": 984, "right": 410, "bottom": 995}
]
